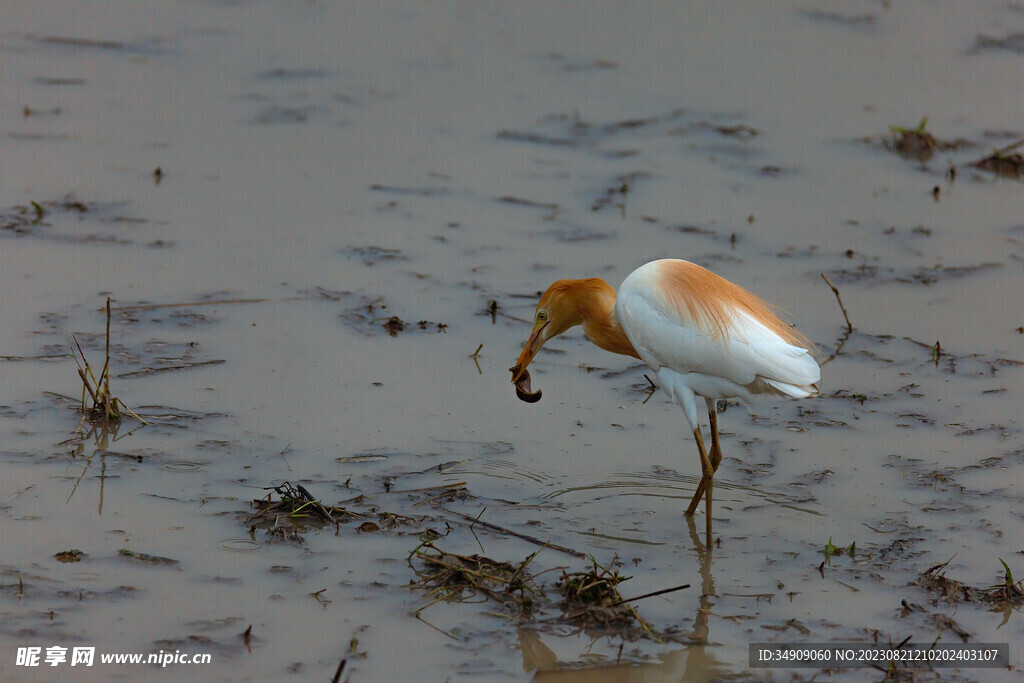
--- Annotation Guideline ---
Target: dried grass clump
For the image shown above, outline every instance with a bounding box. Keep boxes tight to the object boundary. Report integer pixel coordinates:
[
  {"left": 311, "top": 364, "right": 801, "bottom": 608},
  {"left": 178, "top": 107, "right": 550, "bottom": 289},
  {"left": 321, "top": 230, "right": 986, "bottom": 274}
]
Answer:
[
  {"left": 247, "top": 482, "right": 359, "bottom": 542},
  {"left": 72, "top": 298, "right": 145, "bottom": 426},
  {"left": 557, "top": 558, "right": 659, "bottom": 638},
  {"left": 917, "top": 556, "right": 1024, "bottom": 629},
  {"left": 409, "top": 541, "right": 544, "bottom": 620}
]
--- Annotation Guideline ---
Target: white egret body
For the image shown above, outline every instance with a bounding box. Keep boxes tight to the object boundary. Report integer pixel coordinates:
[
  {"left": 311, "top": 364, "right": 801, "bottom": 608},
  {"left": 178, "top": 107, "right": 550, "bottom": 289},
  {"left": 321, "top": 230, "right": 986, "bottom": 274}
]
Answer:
[{"left": 511, "top": 259, "right": 820, "bottom": 546}]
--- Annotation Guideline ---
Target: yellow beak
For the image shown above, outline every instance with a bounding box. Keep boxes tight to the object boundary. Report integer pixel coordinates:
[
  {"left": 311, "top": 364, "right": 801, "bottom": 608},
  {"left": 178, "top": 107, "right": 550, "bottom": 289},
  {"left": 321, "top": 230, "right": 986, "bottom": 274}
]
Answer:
[{"left": 511, "top": 322, "right": 547, "bottom": 383}]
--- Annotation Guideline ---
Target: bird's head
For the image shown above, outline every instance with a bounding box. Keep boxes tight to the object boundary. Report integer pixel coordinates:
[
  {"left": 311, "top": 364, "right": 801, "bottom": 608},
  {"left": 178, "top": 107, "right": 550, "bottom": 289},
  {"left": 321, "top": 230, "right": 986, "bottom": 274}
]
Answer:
[{"left": 510, "top": 280, "right": 591, "bottom": 383}]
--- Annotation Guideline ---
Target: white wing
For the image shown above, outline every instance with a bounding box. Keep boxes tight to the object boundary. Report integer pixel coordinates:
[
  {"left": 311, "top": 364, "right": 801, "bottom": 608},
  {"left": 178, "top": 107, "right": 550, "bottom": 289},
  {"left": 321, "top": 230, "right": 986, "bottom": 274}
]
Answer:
[{"left": 616, "top": 267, "right": 819, "bottom": 396}]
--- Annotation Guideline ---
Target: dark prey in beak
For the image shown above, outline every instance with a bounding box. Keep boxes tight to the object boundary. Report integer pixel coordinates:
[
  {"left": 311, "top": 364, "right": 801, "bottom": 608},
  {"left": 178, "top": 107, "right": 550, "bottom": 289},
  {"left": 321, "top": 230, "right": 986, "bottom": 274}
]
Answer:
[{"left": 509, "top": 365, "right": 542, "bottom": 403}]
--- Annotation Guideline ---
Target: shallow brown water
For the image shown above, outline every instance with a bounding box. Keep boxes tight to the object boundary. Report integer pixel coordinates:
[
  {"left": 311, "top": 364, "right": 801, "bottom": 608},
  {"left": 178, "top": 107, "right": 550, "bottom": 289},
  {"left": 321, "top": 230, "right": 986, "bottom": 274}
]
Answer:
[{"left": 2, "top": 2, "right": 1023, "bottom": 681}]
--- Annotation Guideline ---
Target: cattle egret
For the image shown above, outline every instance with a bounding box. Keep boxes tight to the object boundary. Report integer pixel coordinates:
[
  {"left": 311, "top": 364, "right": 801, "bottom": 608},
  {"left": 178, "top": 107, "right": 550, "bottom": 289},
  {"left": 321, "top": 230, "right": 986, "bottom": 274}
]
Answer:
[{"left": 511, "top": 259, "right": 820, "bottom": 546}]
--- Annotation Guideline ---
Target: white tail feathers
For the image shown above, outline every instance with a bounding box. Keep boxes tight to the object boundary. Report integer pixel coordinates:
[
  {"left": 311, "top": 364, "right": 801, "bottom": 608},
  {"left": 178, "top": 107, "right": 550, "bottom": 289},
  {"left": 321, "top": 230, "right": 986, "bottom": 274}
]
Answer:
[{"left": 763, "top": 378, "right": 820, "bottom": 399}]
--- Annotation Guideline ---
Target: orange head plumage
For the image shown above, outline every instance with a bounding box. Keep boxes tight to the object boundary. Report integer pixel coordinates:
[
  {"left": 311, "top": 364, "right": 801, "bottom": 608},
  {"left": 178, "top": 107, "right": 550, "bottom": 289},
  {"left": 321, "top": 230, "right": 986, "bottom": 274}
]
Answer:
[{"left": 511, "top": 278, "right": 637, "bottom": 383}]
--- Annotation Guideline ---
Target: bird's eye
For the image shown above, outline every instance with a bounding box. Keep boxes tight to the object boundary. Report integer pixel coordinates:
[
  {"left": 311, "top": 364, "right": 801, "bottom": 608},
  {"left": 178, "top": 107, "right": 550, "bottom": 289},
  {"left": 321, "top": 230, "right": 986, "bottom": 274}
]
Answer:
[{"left": 537, "top": 311, "right": 547, "bottom": 322}]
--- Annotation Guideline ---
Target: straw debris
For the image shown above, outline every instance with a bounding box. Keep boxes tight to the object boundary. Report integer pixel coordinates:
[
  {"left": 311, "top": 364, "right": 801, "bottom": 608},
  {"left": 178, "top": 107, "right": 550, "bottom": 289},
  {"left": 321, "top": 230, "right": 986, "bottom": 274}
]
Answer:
[
  {"left": 71, "top": 298, "right": 146, "bottom": 426},
  {"left": 246, "top": 482, "right": 361, "bottom": 542},
  {"left": 409, "top": 540, "right": 544, "bottom": 620},
  {"left": 917, "top": 557, "right": 1024, "bottom": 613},
  {"left": 556, "top": 558, "right": 654, "bottom": 635}
]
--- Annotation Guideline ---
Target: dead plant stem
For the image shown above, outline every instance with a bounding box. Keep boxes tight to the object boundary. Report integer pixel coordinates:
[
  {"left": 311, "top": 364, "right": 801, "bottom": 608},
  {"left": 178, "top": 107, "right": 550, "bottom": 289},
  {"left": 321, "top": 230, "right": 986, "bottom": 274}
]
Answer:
[{"left": 820, "top": 273, "right": 853, "bottom": 332}]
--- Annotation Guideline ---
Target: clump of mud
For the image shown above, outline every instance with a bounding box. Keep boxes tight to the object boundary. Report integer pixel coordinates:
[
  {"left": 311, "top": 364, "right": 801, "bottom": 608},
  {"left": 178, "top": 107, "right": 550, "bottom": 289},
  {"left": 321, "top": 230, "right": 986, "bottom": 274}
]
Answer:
[
  {"left": 55, "top": 550, "right": 86, "bottom": 563},
  {"left": 888, "top": 119, "right": 939, "bottom": 161},
  {"left": 882, "top": 117, "right": 968, "bottom": 162},
  {"left": 870, "top": 119, "right": 1024, "bottom": 181},
  {"left": 970, "top": 138, "right": 1024, "bottom": 179}
]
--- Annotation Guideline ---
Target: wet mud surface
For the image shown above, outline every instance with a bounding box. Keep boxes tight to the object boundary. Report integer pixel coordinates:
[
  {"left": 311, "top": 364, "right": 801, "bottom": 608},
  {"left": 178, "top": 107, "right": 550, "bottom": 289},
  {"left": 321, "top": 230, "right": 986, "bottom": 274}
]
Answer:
[{"left": 2, "top": 2, "right": 1024, "bottom": 681}]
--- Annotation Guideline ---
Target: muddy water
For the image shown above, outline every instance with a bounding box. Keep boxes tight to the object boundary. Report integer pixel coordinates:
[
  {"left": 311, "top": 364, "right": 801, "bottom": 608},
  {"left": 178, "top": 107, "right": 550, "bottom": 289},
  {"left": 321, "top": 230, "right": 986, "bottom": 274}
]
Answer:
[{"left": 2, "top": 1, "right": 1023, "bottom": 681}]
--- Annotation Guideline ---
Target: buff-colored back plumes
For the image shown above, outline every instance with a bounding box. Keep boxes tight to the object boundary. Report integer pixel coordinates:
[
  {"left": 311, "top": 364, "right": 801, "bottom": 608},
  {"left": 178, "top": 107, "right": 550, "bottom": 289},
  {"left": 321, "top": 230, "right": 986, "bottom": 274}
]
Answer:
[{"left": 653, "top": 260, "right": 816, "bottom": 354}]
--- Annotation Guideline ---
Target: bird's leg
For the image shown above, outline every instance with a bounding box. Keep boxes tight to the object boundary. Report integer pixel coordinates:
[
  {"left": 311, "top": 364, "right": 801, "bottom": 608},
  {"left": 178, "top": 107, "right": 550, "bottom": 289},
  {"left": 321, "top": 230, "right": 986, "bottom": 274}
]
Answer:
[
  {"left": 684, "top": 426, "right": 713, "bottom": 516},
  {"left": 684, "top": 426, "right": 715, "bottom": 546},
  {"left": 687, "top": 399, "right": 724, "bottom": 517},
  {"left": 706, "top": 397, "right": 723, "bottom": 473}
]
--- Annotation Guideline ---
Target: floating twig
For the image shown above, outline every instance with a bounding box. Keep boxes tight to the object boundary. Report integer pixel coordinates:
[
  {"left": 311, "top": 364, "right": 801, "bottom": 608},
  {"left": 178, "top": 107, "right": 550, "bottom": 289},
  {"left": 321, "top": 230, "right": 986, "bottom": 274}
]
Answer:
[
  {"left": 277, "top": 443, "right": 292, "bottom": 472},
  {"left": 312, "top": 588, "right": 331, "bottom": 607},
  {"left": 992, "top": 136, "right": 1024, "bottom": 158},
  {"left": 470, "top": 507, "right": 487, "bottom": 530},
  {"left": 110, "top": 297, "right": 269, "bottom": 313},
  {"left": 441, "top": 508, "right": 585, "bottom": 558},
  {"left": 820, "top": 273, "right": 853, "bottom": 333},
  {"left": 606, "top": 583, "right": 691, "bottom": 607},
  {"left": 390, "top": 481, "right": 468, "bottom": 495},
  {"left": 470, "top": 343, "right": 483, "bottom": 374}
]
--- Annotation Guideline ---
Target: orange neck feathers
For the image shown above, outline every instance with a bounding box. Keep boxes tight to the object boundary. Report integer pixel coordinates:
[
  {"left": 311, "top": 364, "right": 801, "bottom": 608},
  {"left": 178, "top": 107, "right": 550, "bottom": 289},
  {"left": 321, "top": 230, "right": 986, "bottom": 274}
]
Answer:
[{"left": 542, "top": 278, "right": 640, "bottom": 359}]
